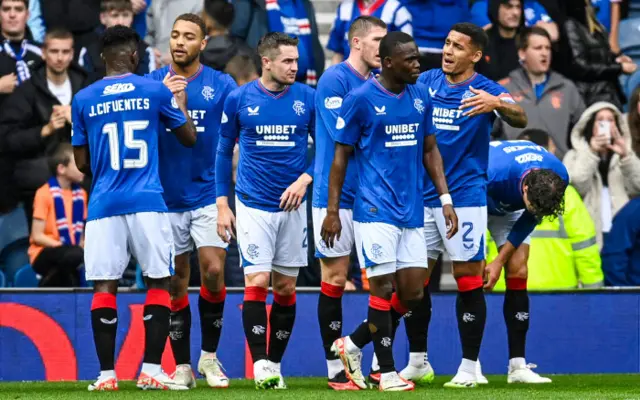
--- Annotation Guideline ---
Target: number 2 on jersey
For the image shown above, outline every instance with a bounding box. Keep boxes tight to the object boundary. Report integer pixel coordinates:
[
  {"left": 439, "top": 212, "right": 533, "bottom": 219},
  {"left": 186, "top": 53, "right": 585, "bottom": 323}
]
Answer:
[{"left": 102, "top": 120, "right": 149, "bottom": 170}]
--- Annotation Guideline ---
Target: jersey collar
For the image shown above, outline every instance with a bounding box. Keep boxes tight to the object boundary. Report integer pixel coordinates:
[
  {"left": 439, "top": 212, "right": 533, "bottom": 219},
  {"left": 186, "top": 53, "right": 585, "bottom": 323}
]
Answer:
[
  {"left": 357, "top": 0, "right": 386, "bottom": 15},
  {"left": 257, "top": 79, "right": 290, "bottom": 99},
  {"left": 372, "top": 78, "right": 405, "bottom": 99},
  {"left": 344, "top": 61, "right": 371, "bottom": 81},
  {"left": 103, "top": 73, "right": 133, "bottom": 80},
  {"left": 445, "top": 72, "right": 477, "bottom": 88},
  {"left": 169, "top": 64, "right": 203, "bottom": 82}
]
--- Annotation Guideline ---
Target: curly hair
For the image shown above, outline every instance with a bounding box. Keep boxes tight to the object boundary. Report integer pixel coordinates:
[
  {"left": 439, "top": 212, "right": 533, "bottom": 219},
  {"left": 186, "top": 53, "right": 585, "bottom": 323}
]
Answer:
[{"left": 523, "top": 169, "right": 568, "bottom": 220}]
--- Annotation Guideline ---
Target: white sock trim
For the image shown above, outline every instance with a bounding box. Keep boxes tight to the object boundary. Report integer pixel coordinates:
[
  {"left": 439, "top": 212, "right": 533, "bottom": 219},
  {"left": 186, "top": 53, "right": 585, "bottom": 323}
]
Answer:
[{"left": 345, "top": 336, "right": 361, "bottom": 354}]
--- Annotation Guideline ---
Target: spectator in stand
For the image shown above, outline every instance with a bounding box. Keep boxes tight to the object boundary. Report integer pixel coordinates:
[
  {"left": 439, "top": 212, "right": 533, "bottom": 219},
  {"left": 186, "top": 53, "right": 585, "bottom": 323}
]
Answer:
[
  {"left": 28, "top": 143, "right": 86, "bottom": 287},
  {"left": 27, "top": 0, "right": 45, "bottom": 44},
  {"left": 494, "top": 27, "right": 585, "bottom": 159},
  {"left": 130, "top": 0, "right": 149, "bottom": 38},
  {"left": 229, "top": 0, "right": 324, "bottom": 86},
  {"left": 489, "top": 129, "right": 604, "bottom": 291},
  {"left": 601, "top": 196, "right": 640, "bottom": 286},
  {"left": 41, "top": 0, "right": 101, "bottom": 58},
  {"left": 79, "top": 0, "right": 156, "bottom": 82},
  {"left": 201, "top": 0, "right": 257, "bottom": 72},
  {"left": 0, "top": 29, "right": 89, "bottom": 229},
  {"left": 146, "top": 0, "right": 202, "bottom": 68},
  {"left": 478, "top": 0, "right": 525, "bottom": 81},
  {"left": 402, "top": 0, "right": 470, "bottom": 72},
  {"left": 470, "top": 0, "right": 559, "bottom": 41},
  {"left": 563, "top": 102, "right": 640, "bottom": 247},
  {"left": 627, "top": 86, "right": 640, "bottom": 156},
  {"left": 0, "top": 0, "right": 42, "bottom": 106},
  {"left": 561, "top": 0, "right": 636, "bottom": 109},
  {"left": 327, "top": 0, "right": 411, "bottom": 64},
  {"left": 224, "top": 53, "right": 259, "bottom": 86}
]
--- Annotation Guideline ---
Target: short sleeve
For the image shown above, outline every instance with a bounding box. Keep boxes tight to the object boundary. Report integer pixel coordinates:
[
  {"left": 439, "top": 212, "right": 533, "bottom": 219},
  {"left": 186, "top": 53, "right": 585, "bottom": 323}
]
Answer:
[
  {"left": 334, "top": 92, "right": 364, "bottom": 146},
  {"left": 71, "top": 96, "right": 88, "bottom": 146},
  {"left": 316, "top": 73, "right": 347, "bottom": 141},
  {"left": 32, "top": 185, "right": 51, "bottom": 221},
  {"left": 158, "top": 85, "right": 187, "bottom": 130},
  {"left": 423, "top": 94, "right": 433, "bottom": 137}
]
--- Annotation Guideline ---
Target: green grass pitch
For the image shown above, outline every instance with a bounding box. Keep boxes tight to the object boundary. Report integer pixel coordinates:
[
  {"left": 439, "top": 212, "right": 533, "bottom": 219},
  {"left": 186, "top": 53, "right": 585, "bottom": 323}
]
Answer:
[{"left": 1, "top": 375, "right": 639, "bottom": 399}]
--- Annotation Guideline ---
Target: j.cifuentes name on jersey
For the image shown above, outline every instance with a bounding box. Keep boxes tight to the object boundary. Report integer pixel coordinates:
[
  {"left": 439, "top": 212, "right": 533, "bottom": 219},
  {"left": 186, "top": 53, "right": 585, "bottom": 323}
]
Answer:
[
  {"left": 255, "top": 125, "right": 298, "bottom": 147},
  {"left": 88, "top": 98, "right": 150, "bottom": 117}
]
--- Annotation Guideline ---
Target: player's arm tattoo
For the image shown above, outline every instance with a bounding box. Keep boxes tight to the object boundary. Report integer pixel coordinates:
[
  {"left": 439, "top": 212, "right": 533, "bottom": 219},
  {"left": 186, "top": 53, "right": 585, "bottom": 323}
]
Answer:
[
  {"left": 326, "top": 143, "right": 353, "bottom": 214},
  {"left": 422, "top": 135, "right": 449, "bottom": 196},
  {"left": 73, "top": 145, "right": 91, "bottom": 175},
  {"left": 496, "top": 101, "right": 527, "bottom": 128}
]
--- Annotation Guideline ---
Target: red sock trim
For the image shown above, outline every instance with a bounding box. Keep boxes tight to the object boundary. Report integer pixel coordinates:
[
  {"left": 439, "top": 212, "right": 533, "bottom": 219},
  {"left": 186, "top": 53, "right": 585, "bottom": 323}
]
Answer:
[
  {"left": 200, "top": 285, "right": 227, "bottom": 303},
  {"left": 91, "top": 293, "right": 116, "bottom": 310},
  {"left": 320, "top": 282, "right": 344, "bottom": 299},
  {"left": 244, "top": 286, "right": 268, "bottom": 302},
  {"left": 456, "top": 275, "right": 483, "bottom": 292},
  {"left": 273, "top": 292, "right": 297, "bottom": 306},
  {"left": 424, "top": 278, "right": 430, "bottom": 287},
  {"left": 390, "top": 293, "right": 409, "bottom": 315},
  {"left": 506, "top": 278, "right": 527, "bottom": 291},
  {"left": 145, "top": 289, "right": 170, "bottom": 307},
  {"left": 369, "top": 296, "right": 391, "bottom": 311},
  {"left": 171, "top": 295, "right": 189, "bottom": 312}
]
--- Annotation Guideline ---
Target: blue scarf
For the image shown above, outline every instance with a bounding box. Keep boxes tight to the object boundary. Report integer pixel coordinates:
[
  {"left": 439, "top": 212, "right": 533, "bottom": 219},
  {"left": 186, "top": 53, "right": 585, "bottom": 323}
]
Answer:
[
  {"left": 48, "top": 177, "right": 85, "bottom": 246},
  {"left": 3, "top": 40, "right": 31, "bottom": 85},
  {"left": 266, "top": 0, "right": 317, "bottom": 86}
]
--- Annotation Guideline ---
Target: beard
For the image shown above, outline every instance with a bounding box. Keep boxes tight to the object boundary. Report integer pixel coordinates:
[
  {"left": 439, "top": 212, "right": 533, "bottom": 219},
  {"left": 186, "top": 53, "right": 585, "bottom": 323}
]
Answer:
[{"left": 172, "top": 51, "right": 199, "bottom": 68}]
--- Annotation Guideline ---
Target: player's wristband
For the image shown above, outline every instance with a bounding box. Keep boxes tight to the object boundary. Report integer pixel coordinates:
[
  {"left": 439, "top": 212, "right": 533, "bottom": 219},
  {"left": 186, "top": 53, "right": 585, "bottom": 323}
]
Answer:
[{"left": 439, "top": 194, "right": 453, "bottom": 207}]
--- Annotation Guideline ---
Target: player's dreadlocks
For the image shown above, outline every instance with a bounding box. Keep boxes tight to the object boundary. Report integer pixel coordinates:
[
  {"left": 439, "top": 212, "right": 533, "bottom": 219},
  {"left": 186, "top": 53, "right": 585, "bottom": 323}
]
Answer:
[{"left": 523, "top": 169, "right": 568, "bottom": 220}]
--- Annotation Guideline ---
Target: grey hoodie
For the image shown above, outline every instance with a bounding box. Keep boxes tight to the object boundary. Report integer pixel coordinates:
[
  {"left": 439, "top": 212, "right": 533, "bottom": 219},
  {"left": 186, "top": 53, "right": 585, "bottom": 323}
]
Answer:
[{"left": 494, "top": 67, "right": 585, "bottom": 159}]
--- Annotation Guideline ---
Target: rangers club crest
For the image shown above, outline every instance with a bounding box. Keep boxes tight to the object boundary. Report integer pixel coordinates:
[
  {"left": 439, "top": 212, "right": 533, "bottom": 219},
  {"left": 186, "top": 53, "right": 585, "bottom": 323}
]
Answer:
[
  {"left": 414, "top": 98, "right": 425, "bottom": 114},
  {"left": 462, "top": 90, "right": 476, "bottom": 100},
  {"left": 292, "top": 100, "right": 305, "bottom": 116},
  {"left": 202, "top": 86, "right": 215, "bottom": 101}
]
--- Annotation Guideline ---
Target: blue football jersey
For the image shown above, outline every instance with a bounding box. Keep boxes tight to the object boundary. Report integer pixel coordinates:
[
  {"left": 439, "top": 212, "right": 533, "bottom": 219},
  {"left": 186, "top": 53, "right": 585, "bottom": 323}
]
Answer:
[
  {"left": 335, "top": 79, "right": 432, "bottom": 228},
  {"left": 216, "top": 80, "right": 316, "bottom": 212},
  {"left": 488, "top": 140, "right": 569, "bottom": 246},
  {"left": 147, "top": 65, "right": 237, "bottom": 212},
  {"left": 313, "top": 61, "right": 372, "bottom": 209},
  {"left": 418, "top": 69, "right": 514, "bottom": 207},
  {"left": 71, "top": 73, "right": 187, "bottom": 221}
]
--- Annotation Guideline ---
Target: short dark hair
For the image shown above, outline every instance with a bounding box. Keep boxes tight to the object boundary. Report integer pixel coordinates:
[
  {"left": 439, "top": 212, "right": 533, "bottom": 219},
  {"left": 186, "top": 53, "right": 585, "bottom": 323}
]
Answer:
[
  {"left": 102, "top": 24, "right": 140, "bottom": 54},
  {"left": 523, "top": 169, "right": 568, "bottom": 220},
  {"left": 516, "top": 26, "right": 551, "bottom": 50},
  {"left": 48, "top": 143, "right": 74, "bottom": 176},
  {"left": 450, "top": 22, "right": 488, "bottom": 51},
  {"left": 101, "top": 0, "right": 133, "bottom": 13},
  {"left": 225, "top": 53, "right": 259, "bottom": 83},
  {"left": 257, "top": 32, "right": 299, "bottom": 58},
  {"left": 44, "top": 28, "right": 74, "bottom": 47},
  {"left": 379, "top": 31, "right": 415, "bottom": 61},
  {"left": 518, "top": 129, "right": 550, "bottom": 149},
  {"left": 174, "top": 13, "right": 207, "bottom": 38},
  {"left": 204, "top": 0, "right": 235, "bottom": 29},
  {"left": 348, "top": 16, "right": 387, "bottom": 43},
  {"left": 0, "top": 0, "right": 28, "bottom": 8}
]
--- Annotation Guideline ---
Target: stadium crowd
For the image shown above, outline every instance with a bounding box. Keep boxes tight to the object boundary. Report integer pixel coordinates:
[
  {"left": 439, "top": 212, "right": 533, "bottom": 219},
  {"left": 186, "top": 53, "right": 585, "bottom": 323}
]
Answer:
[{"left": 0, "top": 0, "right": 639, "bottom": 293}]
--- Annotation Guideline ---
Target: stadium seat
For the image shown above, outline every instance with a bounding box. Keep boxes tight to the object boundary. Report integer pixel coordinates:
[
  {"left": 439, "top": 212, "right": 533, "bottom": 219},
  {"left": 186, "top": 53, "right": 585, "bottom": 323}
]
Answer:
[
  {"left": 0, "top": 270, "right": 6, "bottom": 288},
  {"left": 13, "top": 264, "right": 39, "bottom": 288},
  {"left": 0, "top": 205, "right": 29, "bottom": 252},
  {"left": 0, "top": 238, "right": 30, "bottom": 285}
]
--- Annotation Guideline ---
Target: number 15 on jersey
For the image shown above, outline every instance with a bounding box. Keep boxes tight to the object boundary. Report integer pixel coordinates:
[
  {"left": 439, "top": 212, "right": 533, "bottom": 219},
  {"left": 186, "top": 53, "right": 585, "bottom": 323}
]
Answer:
[{"left": 102, "top": 120, "right": 150, "bottom": 170}]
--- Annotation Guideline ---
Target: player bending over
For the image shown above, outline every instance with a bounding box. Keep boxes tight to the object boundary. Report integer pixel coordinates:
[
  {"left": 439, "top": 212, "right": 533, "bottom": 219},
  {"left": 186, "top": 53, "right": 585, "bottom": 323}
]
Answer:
[
  {"left": 312, "top": 15, "right": 387, "bottom": 391},
  {"left": 72, "top": 25, "right": 197, "bottom": 391},
  {"left": 215, "top": 32, "right": 315, "bottom": 389},
  {"left": 482, "top": 139, "right": 568, "bottom": 383},
  {"left": 146, "top": 13, "right": 237, "bottom": 389},
  {"left": 321, "top": 31, "right": 457, "bottom": 392}
]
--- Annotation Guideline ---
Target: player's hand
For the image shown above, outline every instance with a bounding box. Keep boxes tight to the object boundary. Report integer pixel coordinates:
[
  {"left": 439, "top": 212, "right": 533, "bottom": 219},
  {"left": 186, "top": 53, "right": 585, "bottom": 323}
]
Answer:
[
  {"left": 131, "top": 0, "right": 146, "bottom": 14},
  {"left": 0, "top": 73, "right": 17, "bottom": 94},
  {"left": 483, "top": 259, "right": 502, "bottom": 290},
  {"left": 216, "top": 205, "right": 236, "bottom": 243},
  {"left": 459, "top": 86, "right": 500, "bottom": 117},
  {"left": 442, "top": 204, "right": 458, "bottom": 239},
  {"left": 163, "top": 73, "right": 188, "bottom": 94},
  {"left": 320, "top": 211, "right": 342, "bottom": 249},
  {"left": 174, "top": 89, "right": 188, "bottom": 110},
  {"left": 280, "top": 173, "right": 311, "bottom": 212},
  {"left": 616, "top": 54, "right": 633, "bottom": 64}
]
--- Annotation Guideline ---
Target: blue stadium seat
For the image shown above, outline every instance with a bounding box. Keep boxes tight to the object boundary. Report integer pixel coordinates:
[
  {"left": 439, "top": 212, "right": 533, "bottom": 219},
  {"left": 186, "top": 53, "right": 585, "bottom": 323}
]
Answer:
[
  {"left": 0, "top": 205, "right": 29, "bottom": 252},
  {"left": 13, "top": 264, "right": 39, "bottom": 287},
  {"left": 0, "top": 270, "right": 6, "bottom": 288},
  {"left": 0, "top": 238, "right": 29, "bottom": 285}
]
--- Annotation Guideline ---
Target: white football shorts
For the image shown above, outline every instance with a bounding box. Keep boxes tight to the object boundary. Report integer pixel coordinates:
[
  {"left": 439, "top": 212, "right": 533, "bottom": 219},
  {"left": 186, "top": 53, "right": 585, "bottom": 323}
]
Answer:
[
  {"left": 312, "top": 207, "right": 354, "bottom": 258},
  {"left": 488, "top": 209, "right": 532, "bottom": 248},
  {"left": 236, "top": 198, "right": 308, "bottom": 277},
  {"left": 169, "top": 203, "right": 229, "bottom": 255},
  {"left": 84, "top": 212, "right": 174, "bottom": 281},
  {"left": 354, "top": 221, "right": 427, "bottom": 278},
  {"left": 424, "top": 206, "right": 487, "bottom": 262}
]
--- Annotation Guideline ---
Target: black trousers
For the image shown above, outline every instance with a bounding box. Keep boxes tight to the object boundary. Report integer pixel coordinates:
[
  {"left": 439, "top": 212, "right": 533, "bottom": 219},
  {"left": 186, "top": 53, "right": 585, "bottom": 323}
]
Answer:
[{"left": 32, "top": 245, "right": 84, "bottom": 287}]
